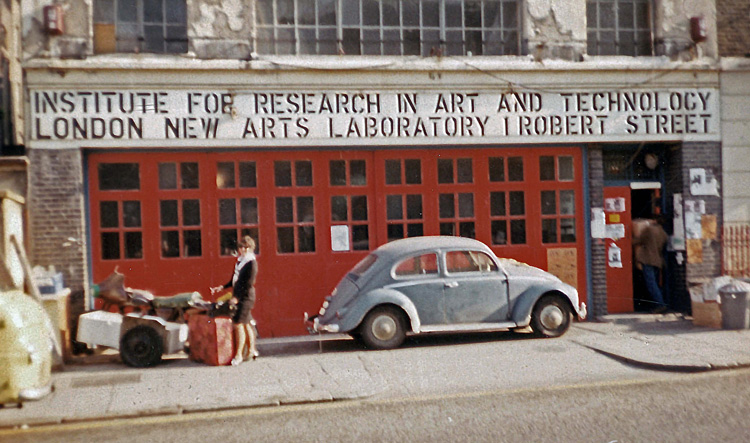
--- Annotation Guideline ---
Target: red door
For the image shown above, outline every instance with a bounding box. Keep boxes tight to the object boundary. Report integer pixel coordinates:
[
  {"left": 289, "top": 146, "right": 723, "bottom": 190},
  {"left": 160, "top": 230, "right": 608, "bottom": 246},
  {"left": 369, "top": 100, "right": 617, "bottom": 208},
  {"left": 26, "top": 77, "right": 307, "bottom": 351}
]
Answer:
[
  {"left": 604, "top": 186, "right": 634, "bottom": 313},
  {"left": 89, "top": 147, "right": 587, "bottom": 337}
]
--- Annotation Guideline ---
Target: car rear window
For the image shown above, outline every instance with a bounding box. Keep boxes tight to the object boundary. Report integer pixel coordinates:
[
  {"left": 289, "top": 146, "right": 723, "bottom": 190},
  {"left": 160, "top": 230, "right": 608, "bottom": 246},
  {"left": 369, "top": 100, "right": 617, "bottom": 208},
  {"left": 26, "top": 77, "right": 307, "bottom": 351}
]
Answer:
[
  {"left": 350, "top": 254, "right": 377, "bottom": 278},
  {"left": 394, "top": 253, "right": 438, "bottom": 277}
]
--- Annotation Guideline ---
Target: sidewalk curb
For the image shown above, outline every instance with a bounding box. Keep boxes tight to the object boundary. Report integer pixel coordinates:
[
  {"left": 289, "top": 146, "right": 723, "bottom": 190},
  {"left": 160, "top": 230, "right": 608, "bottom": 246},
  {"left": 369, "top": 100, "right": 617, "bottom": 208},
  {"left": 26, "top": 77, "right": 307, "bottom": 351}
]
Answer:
[{"left": 575, "top": 342, "right": 750, "bottom": 373}]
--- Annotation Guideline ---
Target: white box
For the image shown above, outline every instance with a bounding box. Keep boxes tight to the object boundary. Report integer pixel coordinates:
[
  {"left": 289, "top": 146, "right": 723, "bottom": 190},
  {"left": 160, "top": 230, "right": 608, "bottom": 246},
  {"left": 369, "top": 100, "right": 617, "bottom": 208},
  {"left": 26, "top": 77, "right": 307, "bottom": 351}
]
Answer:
[{"left": 77, "top": 310, "right": 124, "bottom": 349}]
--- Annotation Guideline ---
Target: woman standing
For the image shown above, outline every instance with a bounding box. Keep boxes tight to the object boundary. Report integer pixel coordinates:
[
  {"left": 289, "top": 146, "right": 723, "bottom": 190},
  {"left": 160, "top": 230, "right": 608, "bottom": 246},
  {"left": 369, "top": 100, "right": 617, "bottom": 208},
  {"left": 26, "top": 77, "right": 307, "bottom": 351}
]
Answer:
[{"left": 211, "top": 235, "right": 259, "bottom": 365}]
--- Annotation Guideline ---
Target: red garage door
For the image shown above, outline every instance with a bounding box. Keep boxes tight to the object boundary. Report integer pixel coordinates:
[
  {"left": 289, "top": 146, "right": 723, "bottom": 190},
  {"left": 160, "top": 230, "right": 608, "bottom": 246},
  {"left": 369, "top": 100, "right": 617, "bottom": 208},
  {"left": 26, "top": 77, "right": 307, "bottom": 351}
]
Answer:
[{"left": 89, "top": 147, "right": 585, "bottom": 337}]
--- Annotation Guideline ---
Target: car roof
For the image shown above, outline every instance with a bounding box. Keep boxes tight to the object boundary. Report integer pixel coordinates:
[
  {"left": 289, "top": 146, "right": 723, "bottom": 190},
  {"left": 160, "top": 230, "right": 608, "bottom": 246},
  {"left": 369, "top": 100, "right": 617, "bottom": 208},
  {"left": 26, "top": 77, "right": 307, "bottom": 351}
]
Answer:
[{"left": 373, "top": 236, "right": 491, "bottom": 260}]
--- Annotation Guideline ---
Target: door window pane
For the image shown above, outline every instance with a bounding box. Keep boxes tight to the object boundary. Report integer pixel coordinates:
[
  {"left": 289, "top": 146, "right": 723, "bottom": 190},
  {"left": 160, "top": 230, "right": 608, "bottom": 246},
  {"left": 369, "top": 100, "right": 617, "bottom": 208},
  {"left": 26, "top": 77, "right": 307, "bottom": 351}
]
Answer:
[
  {"left": 540, "top": 156, "right": 555, "bottom": 181},
  {"left": 438, "top": 159, "right": 454, "bottom": 184},
  {"left": 124, "top": 232, "right": 143, "bottom": 259},
  {"left": 458, "top": 193, "right": 474, "bottom": 217},
  {"left": 542, "top": 219, "right": 557, "bottom": 243},
  {"left": 217, "top": 162, "right": 235, "bottom": 189},
  {"left": 489, "top": 157, "right": 505, "bottom": 182},
  {"left": 239, "top": 162, "right": 257, "bottom": 188},
  {"left": 277, "top": 227, "right": 295, "bottom": 253},
  {"left": 387, "top": 195, "right": 403, "bottom": 220},
  {"left": 181, "top": 163, "right": 199, "bottom": 189},
  {"left": 298, "top": 225, "right": 316, "bottom": 252},
  {"left": 351, "top": 160, "right": 367, "bottom": 185},
  {"left": 406, "top": 195, "right": 422, "bottom": 219},
  {"left": 510, "top": 219, "right": 526, "bottom": 244},
  {"left": 492, "top": 220, "right": 508, "bottom": 244},
  {"left": 407, "top": 223, "right": 423, "bottom": 237},
  {"left": 385, "top": 159, "right": 401, "bottom": 184},
  {"left": 160, "top": 200, "right": 178, "bottom": 226},
  {"left": 219, "top": 199, "right": 236, "bottom": 225},
  {"left": 352, "top": 225, "right": 369, "bottom": 250},
  {"left": 101, "top": 232, "right": 120, "bottom": 259},
  {"left": 541, "top": 191, "right": 557, "bottom": 215},
  {"left": 508, "top": 157, "right": 523, "bottom": 181},
  {"left": 275, "top": 161, "right": 292, "bottom": 187},
  {"left": 159, "top": 163, "right": 177, "bottom": 189},
  {"left": 457, "top": 158, "right": 473, "bottom": 183},
  {"left": 330, "top": 160, "right": 346, "bottom": 186},
  {"left": 332, "top": 196, "right": 348, "bottom": 221},
  {"left": 351, "top": 196, "right": 368, "bottom": 221},
  {"left": 183, "top": 230, "right": 202, "bottom": 256},
  {"left": 161, "top": 231, "right": 180, "bottom": 257},
  {"left": 183, "top": 200, "right": 200, "bottom": 226},
  {"left": 122, "top": 201, "right": 141, "bottom": 227},
  {"left": 509, "top": 191, "right": 525, "bottom": 215},
  {"left": 560, "top": 190, "right": 575, "bottom": 215},
  {"left": 490, "top": 192, "right": 506, "bottom": 216},
  {"left": 559, "top": 156, "right": 574, "bottom": 181},
  {"left": 296, "top": 160, "right": 313, "bottom": 186},
  {"left": 99, "top": 163, "right": 140, "bottom": 190},
  {"left": 298, "top": 196, "right": 314, "bottom": 222},
  {"left": 240, "top": 198, "right": 258, "bottom": 224},
  {"left": 405, "top": 159, "right": 422, "bottom": 184},
  {"left": 100, "top": 201, "right": 119, "bottom": 228},
  {"left": 561, "top": 218, "right": 576, "bottom": 243},
  {"left": 440, "top": 194, "right": 455, "bottom": 218},
  {"left": 276, "top": 197, "right": 293, "bottom": 223}
]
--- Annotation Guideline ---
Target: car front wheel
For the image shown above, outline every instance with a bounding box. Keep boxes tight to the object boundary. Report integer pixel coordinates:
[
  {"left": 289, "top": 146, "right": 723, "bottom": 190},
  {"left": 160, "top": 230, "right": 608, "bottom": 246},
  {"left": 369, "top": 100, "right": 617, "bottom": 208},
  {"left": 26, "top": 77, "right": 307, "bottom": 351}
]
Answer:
[
  {"left": 359, "top": 306, "right": 406, "bottom": 350},
  {"left": 531, "top": 295, "right": 572, "bottom": 338}
]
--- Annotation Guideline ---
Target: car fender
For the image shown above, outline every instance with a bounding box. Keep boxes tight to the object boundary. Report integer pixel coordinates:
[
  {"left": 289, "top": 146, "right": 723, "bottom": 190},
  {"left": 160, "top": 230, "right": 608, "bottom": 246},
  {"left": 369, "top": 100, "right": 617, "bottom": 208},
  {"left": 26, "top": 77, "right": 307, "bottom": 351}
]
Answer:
[
  {"left": 339, "top": 288, "right": 421, "bottom": 333},
  {"left": 510, "top": 285, "right": 575, "bottom": 326}
]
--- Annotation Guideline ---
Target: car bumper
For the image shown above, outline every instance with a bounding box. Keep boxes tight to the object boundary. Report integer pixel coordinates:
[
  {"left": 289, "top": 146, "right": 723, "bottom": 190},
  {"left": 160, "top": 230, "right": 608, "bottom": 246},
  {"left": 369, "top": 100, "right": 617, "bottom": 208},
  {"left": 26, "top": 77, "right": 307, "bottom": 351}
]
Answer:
[
  {"left": 18, "top": 381, "right": 53, "bottom": 402},
  {"left": 577, "top": 302, "right": 587, "bottom": 320},
  {"left": 304, "top": 314, "right": 340, "bottom": 334}
]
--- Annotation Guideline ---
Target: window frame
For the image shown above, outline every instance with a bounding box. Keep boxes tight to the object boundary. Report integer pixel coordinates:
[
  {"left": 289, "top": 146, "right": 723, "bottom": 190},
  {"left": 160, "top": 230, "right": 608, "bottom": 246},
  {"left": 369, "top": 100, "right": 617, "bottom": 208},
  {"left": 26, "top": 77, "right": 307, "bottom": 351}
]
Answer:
[
  {"left": 93, "top": 0, "right": 188, "bottom": 54},
  {"left": 255, "top": 0, "right": 522, "bottom": 56},
  {"left": 587, "top": 0, "right": 654, "bottom": 56}
]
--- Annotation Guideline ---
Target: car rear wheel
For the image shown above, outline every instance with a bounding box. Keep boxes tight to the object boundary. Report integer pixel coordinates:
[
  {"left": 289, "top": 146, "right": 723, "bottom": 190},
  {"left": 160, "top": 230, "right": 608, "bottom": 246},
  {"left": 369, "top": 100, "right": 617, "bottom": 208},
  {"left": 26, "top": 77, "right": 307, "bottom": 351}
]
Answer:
[
  {"left": 120, "top": 325, "right": 164, "bottom": 367},
  {"left": 531, "top": 295, "right": 572, "bottom": 338},
  {"left": 359, "top": 306, "right": 406, "bottom": 350}
]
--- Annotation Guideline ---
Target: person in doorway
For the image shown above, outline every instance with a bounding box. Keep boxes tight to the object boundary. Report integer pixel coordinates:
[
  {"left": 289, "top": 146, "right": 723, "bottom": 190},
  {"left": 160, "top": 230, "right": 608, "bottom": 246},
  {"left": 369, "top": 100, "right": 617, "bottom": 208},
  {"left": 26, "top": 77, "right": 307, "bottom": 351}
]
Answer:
[
  {"left": 211, "top": 235, "right": 259, "bottom": 365},
  {"left": 633, "top": 216, "right": 669, "bottom": 313}
]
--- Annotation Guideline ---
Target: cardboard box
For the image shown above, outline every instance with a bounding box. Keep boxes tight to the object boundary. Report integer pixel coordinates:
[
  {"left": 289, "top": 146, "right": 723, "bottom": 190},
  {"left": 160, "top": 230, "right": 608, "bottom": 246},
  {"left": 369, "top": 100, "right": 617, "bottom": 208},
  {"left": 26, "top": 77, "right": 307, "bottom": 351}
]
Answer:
[{"left": 691, "top": 300, "right": 722, "bottom": 329}]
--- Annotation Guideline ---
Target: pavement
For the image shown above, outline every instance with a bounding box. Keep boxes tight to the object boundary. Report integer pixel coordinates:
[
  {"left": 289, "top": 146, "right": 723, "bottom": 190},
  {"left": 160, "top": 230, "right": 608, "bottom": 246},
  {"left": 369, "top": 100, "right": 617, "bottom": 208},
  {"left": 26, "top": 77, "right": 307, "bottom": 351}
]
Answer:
[{"left": 2, "top": 312, "right": 750, "bottom": 429}]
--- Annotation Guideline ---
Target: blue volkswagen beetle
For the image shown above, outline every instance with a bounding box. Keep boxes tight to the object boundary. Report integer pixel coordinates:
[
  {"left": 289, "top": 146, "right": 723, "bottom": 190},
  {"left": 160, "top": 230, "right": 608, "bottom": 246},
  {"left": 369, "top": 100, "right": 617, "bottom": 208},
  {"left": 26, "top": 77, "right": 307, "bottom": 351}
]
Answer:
[{"left": 306, "top": 236, "right": 586, "bottom": 349}]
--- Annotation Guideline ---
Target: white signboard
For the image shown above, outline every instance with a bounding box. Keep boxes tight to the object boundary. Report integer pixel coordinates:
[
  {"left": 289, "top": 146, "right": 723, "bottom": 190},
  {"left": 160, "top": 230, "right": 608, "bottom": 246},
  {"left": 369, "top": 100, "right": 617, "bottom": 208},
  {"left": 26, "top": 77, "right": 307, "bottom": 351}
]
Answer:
[{"left": 29, "top": 88, "right": 720, "bottom": 144}]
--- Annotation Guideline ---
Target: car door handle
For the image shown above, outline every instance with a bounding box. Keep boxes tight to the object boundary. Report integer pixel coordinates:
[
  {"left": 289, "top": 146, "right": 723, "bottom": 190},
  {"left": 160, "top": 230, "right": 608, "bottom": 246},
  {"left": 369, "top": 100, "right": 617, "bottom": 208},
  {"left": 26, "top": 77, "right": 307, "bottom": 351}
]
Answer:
[{"left": 444, "top": 281, "right": 458, "bottom": 288}]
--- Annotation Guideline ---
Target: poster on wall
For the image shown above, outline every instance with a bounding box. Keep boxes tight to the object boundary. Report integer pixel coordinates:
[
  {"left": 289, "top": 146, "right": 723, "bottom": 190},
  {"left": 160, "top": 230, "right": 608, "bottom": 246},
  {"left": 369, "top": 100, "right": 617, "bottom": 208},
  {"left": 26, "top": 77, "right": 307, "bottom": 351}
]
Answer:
[
  {"left": 690, "top": 168, "right": 719, "bottom": 196},
  {"left": 591, "top": 208, "right": 606, "bottom": 239},
  {"left": 672, "top": 193, "right": 685, "bottom": 251},
  {"left": 684, "top": 199, "right": 704, "bottom": 239}
]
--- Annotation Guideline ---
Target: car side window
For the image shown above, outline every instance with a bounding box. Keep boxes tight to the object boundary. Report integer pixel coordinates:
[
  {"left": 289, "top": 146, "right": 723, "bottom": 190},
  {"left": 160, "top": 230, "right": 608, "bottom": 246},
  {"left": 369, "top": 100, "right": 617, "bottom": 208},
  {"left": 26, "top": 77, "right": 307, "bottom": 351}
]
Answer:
[
  {"left": 394, "top": 253, "right": 438, "bottom": 277},
  {"left": 446, "top": 250, "right": 498, "bottom": 273}
]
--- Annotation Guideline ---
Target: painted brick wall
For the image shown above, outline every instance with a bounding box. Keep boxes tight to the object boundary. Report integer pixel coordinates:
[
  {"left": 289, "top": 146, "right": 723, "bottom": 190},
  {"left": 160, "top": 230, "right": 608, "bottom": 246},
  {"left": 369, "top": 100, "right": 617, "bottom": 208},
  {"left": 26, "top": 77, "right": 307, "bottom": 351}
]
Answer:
[
  {"left": 26, "top": 148, "right": 89, "bottom": 310},
  {"left": 717, "top": 0, "right": 750, "bottom": 57},
  {"left": 588, "top": 146, "right": 608, "bottom": 318}
]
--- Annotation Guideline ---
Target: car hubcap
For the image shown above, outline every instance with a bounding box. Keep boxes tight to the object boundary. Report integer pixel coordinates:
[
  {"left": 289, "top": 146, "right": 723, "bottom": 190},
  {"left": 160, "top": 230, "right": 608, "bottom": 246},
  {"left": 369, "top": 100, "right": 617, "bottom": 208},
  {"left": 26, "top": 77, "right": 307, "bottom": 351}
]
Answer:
[
  {"left": 540, "top": 305, "right": 564, "bottom": 330},
  {"left": 372, "top": 315, "right": 397, "bottom": 341}
]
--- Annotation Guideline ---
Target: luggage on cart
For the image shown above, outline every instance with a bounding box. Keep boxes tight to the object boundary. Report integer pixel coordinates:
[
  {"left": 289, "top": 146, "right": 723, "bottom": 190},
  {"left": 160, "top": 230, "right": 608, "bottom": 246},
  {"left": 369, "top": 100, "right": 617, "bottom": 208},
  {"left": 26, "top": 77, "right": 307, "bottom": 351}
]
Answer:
[{"left": 187, "top": 314, "right": 234, "bottom": 366}]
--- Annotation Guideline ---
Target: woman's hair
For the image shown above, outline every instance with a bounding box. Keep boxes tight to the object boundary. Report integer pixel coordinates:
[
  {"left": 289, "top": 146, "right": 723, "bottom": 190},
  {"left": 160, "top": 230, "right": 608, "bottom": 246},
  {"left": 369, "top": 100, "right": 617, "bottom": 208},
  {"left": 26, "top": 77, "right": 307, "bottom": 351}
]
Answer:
[{"left": 239, "top": 235, "right": 256, "bottom": 251}]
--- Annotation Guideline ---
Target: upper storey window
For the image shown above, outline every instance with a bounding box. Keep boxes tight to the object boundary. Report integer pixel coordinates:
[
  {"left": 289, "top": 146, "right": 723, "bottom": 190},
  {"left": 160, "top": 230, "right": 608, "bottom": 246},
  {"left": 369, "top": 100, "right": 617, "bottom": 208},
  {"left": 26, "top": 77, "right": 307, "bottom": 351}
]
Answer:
[
  {"left": 256, "top": 0, "right": 520, "bottom": 56},
  {"left": 93, "top": 0, "right": 188, "bottom": 54},
  {"left": 587, "top": 0, "right": 653, "bottom": 56}
]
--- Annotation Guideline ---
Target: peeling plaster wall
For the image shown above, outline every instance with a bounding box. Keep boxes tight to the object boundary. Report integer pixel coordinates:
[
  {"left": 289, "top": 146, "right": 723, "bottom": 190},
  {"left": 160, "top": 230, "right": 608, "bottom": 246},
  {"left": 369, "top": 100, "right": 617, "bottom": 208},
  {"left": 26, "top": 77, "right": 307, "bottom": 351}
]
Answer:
[
  {"left": 655, "top": 0, "right": 718, "bottom": 60},
  {"left": 22, "top": 0, "right": 91, "bottom": 59},
  {"left": 524, "top": 0, "right": 586, "bottom": 61},
  {"left": 189, "top": 0, "right": 254, "bottom": 59}
]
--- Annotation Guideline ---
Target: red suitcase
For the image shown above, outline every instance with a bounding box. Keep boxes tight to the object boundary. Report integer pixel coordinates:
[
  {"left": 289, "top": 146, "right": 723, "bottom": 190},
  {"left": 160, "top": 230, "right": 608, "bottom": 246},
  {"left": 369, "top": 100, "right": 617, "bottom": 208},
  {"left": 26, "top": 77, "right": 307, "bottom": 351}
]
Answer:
[{"left": 188, "top": 314, "right": 235, "bottom": 366}]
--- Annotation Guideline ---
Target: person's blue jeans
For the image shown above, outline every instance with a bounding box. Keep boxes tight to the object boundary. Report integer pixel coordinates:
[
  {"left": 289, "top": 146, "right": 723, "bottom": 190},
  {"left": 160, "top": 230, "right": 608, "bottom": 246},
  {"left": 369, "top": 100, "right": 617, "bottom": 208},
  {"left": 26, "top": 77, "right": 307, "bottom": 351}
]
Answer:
[{"left": 642, "top": 264, "right": 665, "bottom": 307}]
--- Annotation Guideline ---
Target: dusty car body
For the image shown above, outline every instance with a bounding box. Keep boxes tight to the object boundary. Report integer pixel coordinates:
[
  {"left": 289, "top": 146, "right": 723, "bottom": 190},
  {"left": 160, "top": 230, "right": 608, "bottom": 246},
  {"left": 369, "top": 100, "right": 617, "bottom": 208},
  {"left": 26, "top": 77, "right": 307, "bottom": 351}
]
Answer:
[
  {"left": 306, "top": 236, "right": 586, "bottom": 349},
  {"left": 0, "top": 289, "right": 54, "bottom": 404}
]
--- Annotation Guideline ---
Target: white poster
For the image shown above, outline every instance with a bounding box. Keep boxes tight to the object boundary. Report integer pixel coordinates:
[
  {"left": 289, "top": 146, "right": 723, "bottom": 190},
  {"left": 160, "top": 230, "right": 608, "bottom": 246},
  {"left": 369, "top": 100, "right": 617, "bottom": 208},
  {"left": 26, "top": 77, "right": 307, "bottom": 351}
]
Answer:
[
  {"left": 591, "top": 208, "right": 606, "bottom": 239},
  {"left": 605, "top": 223, "right": 626, "bottom": 240},
  {"left": 608, "top": 244, "right": 623, "bottom": 268},
  {"left": 690, "top": 168, "right": 719, "bottom": 196},
  {"left": 330, "top": 225, "right": 350, "bottom": 251}
]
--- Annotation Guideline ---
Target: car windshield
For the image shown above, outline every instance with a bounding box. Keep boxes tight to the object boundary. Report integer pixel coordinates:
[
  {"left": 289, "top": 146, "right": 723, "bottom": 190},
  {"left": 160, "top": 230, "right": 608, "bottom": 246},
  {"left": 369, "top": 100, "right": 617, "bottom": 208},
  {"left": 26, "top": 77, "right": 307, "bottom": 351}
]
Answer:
[{"left": 349, "top": 254, "right": 377, "bottom": 279}]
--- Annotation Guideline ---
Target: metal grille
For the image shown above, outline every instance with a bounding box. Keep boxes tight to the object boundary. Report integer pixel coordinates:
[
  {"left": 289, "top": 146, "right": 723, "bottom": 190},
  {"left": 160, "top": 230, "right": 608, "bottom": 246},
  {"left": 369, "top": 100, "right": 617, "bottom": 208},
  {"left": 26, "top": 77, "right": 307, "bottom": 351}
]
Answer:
[{"left": 723, "top": 223, "right": 750, "bottom": 278}]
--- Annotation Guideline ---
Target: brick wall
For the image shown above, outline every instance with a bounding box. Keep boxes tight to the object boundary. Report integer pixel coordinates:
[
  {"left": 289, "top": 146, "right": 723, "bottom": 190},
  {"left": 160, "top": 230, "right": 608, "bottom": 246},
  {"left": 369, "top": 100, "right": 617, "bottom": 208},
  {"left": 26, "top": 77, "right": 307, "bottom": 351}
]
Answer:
[
  {"left": 588, "top": 146, "right": 608, "bottom": 318},
  {"left": 717, "top": 0, "right": 750, "bottom": 57},
  {"left": 681, "top": 142, "right": 723, "bottom": 285},
  {"left": 27, "top": 148, "right": 89, "bottom": 314}
]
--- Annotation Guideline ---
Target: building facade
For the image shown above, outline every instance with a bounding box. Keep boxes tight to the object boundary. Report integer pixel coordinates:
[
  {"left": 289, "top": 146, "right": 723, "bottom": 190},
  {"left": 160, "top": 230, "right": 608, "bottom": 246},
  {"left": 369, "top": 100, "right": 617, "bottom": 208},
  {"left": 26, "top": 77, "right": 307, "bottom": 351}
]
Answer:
[{"left": 21, "top": 0, "right": 723, "bottom": 337}]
